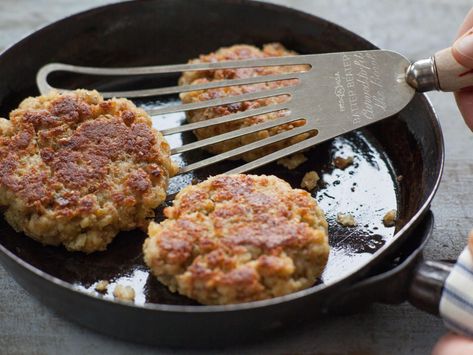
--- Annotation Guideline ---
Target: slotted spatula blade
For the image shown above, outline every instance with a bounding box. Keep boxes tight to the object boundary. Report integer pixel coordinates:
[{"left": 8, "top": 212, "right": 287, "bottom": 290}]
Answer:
[
  {"left": 279, "top": 50, "right": 416, "bottom": 143},
  {"left": 36, "top": 46, "right": 472, "bottom": 174}
]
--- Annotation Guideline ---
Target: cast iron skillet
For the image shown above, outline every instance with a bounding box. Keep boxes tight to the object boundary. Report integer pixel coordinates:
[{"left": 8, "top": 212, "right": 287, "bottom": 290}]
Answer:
[{"left": 0, "top": 0, "right": 444, "bottom": 347}]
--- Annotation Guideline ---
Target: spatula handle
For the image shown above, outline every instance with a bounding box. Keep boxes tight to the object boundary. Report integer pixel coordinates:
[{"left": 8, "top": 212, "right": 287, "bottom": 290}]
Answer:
[
  {"left": 406, "top": 47, "right": 473, "bottom": 92},
  {"left": 434, "top": 47, "right": 473, "bottom": 92}
]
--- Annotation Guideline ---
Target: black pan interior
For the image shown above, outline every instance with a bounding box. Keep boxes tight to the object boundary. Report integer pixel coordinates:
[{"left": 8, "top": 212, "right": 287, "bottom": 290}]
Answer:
[{"left": 0, "top": 0, "right": 441, "bottom": 307}]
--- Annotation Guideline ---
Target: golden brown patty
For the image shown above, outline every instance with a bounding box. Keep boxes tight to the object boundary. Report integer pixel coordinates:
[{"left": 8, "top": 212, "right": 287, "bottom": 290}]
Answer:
[
  {"left": 179, "top": 43, "right": 310, "bottom": 162},
  {"left": 143, "top": 174, "right": 329, "bottom": 305},
  {"left": 0, "top": 90, "right": 177, "bottom": 253}
]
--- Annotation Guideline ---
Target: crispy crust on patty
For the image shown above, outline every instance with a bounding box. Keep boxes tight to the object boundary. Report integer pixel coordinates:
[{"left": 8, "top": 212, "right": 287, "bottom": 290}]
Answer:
[
  {"left": 0, "top": 90, "right": 177, "bottom": 253},
  {"left": 143, "top": 174, "right": 329, "bottom": 305},
  {"left": 179, "top": 43, "right": 311, "bottom": 162}
]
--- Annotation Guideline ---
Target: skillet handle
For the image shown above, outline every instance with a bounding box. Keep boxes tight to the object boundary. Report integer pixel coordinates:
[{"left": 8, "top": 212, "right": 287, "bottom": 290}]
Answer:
[
  {"left": 409, "top": 247, "right": 473, "bottom": 337},
  {"left": 407, "top": 260, "right": 453, "bottom": 315}
]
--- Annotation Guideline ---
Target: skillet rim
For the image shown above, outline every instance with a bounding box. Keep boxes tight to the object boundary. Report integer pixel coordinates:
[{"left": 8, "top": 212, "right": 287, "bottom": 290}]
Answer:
[{"left": 0, "top": 0, "right": 445, "bottom": 313}]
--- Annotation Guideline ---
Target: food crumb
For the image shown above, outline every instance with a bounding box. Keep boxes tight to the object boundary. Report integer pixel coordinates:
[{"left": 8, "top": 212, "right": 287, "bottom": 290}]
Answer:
[
  {"left": 336, "top": 213, "right": 357, "bottom": 227},
  {"left": 333, "top": 156, "right": 354, "bottom": 170},
  {"left": 94, "top": 280, "right": 109, "bottom": 293},
  {"left": 383, "top": 209, "right": 397, "bottom": 227},
  {"left": 113, "top": 284, "right": 135, "bottom": 302},
  {"left": 397, "top": 175, "right": 403, "bottom": 182},
  {"left": 277, "top": 153, "right": 307, "bottom": 170},
  {"left": 301, "top": 171, "right": 320, "bottom": 191}
]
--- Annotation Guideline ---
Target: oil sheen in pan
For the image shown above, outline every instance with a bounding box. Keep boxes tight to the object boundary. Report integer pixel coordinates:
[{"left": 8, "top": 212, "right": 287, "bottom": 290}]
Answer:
[{"left": 0, "top": 96, "right": 399, "bottom": 306}]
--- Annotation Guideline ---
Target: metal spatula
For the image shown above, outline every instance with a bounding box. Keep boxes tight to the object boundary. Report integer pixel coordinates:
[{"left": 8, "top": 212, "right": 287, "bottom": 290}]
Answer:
[{"left": 36, "top": 47, "right": 469, "bottom": 174}]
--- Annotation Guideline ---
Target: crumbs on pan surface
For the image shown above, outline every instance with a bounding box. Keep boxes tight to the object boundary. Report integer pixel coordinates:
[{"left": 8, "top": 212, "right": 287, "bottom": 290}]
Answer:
[
  {"left": 336, "top": 212, "right": 357, "bottom": 227},
  {"left": 301, "top": 171, "right": 320, "bottom": 191},
  {"left": 94, "top": 280, "right": 109, "bottom": 293},
  {"left": 277, "top": 153, "right": 307, "bottom": 170},
  {"left": 333, "top": 156, "right": 354, "bottom": 170},
  {"left": 383, "top": 209, "right": 397, "bottom": 227},
  {"left": 113, "top": 284, "right": 135, "bottom": 302}
]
